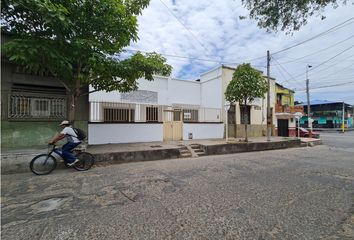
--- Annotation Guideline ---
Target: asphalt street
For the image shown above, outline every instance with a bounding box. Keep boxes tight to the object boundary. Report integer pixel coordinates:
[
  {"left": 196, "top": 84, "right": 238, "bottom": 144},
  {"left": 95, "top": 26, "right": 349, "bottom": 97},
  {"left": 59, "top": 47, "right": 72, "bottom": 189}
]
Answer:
[{"left": 1, "top": 132, "right": 354, "bottom": 240}]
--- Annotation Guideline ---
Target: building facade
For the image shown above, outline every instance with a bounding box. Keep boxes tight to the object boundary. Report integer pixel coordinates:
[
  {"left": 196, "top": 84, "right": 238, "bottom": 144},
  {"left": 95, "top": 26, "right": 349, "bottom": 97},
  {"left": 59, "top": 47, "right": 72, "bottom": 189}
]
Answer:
[
  {"left": 274, "top": 83, "right": 304, "bottom": 137},
  {"left": 1, "top": 35, "right": 89, "bottom": 150},
  {"left": 298, "top": 100, "right": 353, "bottom": 128},
  {"left": 89, "top": 65, "right": 278, "bottom": 145}
]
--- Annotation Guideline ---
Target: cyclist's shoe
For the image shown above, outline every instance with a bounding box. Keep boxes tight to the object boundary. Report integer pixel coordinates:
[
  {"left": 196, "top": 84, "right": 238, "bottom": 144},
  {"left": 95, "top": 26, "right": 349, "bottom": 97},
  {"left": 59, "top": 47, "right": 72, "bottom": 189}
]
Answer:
[{"left": 67, "top": 159, "right": 79, "bottom": 167}]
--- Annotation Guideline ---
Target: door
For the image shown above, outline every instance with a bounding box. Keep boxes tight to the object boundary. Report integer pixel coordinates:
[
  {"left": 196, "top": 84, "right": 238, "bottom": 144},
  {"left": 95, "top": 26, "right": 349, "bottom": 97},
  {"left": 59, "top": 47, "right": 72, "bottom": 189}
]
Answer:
[
  {"left": 277, "top": 119, "right": 289, "bottom": 137},
  {"left": 163, "top": 109, "right": 182, "bottom": 141}
]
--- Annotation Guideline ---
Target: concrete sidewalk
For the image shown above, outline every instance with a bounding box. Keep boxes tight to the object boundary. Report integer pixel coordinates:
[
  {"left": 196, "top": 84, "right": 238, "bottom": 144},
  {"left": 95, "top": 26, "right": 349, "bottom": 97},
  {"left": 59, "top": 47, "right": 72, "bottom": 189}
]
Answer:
[{"left": 1, "top": 137, "right": 318, "bottom": 175}]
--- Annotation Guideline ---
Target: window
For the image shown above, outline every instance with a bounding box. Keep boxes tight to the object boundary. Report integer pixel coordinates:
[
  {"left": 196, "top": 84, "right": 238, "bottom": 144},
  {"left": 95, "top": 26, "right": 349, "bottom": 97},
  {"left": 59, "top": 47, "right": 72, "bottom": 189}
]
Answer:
[
  {"left": 183, "top": 109, "right": 198, "bottom": 122},
  {"left": 32, "top": 99, "right": 50, "bottom": 117},
  {"left": 104, "top": 108, "right": 135, "bottom": 122},
  {"left": 9, "top": 94, "right": 66, "bottom": 119},
  {"left": 240, "top": 105, "right": 251, "bottom": 124},
  {"left": 146, "top": 106, "right": 159, "bottom": 122},
  {"left": 173, "top": 109, "right": 182, "bottom": 121},
  {"left": 227, "top": 105, "right": 236, "bottom": 124}
]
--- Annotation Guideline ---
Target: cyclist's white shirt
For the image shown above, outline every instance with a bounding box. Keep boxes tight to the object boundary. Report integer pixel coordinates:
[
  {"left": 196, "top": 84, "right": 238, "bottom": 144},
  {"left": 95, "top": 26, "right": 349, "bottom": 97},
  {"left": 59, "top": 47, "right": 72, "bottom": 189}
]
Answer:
[{"left": 61, "top": 126, "right": 80, "bottom": 143}]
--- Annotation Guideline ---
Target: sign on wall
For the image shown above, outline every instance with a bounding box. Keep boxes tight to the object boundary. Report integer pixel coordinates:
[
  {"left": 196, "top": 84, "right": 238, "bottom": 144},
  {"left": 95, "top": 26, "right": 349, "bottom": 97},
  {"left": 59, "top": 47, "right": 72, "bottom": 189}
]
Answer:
[{"left": 121, "top": 90, "right": 158, "bottom": 103}]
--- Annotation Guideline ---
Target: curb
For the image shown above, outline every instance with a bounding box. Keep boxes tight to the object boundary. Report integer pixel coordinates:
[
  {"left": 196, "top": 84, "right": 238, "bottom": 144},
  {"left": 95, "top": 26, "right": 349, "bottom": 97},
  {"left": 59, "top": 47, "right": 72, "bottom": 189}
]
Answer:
[{"left": 1, "top": 139, "right": 305, "bottom": 175}]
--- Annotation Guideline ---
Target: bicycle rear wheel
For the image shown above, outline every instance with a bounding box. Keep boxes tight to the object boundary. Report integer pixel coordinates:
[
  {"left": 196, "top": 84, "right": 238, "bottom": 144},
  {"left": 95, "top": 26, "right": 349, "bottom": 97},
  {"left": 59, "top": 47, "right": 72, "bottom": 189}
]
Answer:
[
  {"left": 73, "top": 152, "right": 95, "bottom": 171},
  {"left": 30, "top": 154, "right": 57, "bottom": 175}
]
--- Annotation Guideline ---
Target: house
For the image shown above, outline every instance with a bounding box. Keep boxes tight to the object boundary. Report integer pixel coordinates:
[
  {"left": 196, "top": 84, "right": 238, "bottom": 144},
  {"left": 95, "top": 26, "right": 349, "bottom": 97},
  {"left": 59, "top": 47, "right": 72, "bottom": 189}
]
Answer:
[
  {"left": 297, "top": 100, "right": 353, "bottom": 128},
  {"left": 274, "top": 83, "right": 304, "bottom": 137},
  {"left": 89, "top": 75, "right": 224, "bottom": 144},
  {"left": 89, "top": 65, "right": 277, "bottom": 145},
  {"left": 202, "top": 65, "right": 277, "bottom": 138},
  {"left": 1, "top": 34, "right": 89, "bottom": 150}
]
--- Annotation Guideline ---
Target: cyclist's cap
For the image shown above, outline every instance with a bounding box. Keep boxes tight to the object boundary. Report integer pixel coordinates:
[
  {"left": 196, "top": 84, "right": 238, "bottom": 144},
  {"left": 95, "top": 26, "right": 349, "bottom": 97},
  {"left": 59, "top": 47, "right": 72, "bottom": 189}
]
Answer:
[{"left": 59, "top": 120, "right": 70, "bottom": 126}]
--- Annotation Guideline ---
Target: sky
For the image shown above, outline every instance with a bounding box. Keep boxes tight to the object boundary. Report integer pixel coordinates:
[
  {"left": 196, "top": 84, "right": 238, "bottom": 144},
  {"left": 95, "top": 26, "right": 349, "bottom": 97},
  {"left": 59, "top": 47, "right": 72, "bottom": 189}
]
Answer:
[{"left": 128, "top": 0, "right": 354, "bottom": 104}]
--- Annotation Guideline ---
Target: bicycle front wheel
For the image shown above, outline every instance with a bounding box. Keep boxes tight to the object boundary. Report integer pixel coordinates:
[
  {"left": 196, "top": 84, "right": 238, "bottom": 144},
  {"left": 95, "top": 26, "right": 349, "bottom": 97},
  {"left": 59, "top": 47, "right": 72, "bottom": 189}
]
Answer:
[
  {"left": 73, "top": 152, "right": 95, "bottom": 171},
  {"left": 30, "top": 154, "right": 57, "bottom": 175}
]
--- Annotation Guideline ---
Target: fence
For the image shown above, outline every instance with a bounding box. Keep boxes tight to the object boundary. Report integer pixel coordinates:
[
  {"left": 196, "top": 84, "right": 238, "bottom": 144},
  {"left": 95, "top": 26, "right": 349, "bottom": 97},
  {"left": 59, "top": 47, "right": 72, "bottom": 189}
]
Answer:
[{"left": 90, "top": 101, "right": 222, "bottom": 123}]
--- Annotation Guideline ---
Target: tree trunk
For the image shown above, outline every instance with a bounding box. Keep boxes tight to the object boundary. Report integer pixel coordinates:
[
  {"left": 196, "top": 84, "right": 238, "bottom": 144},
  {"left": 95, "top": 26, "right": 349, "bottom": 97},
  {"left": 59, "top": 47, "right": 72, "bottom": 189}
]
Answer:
[
  {"left": 244, "top": 112, "right": 248, "bottom": 142},
  {"left": 68, "top": 92, "right": 76, "bottom": 123}
]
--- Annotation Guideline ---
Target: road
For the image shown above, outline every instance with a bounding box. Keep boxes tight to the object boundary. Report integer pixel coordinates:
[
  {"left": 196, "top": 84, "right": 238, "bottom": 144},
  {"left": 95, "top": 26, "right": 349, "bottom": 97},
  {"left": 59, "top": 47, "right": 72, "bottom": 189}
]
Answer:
[
  {"left": 1, "top": 132, "right": 354, "bottom": 240},
  {"left": 320, "top": 130, "right": 354, "bottom": 149}
]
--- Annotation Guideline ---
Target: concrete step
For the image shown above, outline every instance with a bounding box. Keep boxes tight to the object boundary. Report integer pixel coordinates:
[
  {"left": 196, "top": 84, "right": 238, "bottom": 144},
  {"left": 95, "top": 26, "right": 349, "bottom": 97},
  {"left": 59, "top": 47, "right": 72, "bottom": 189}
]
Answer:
[
  {"left": 190, "top": 144, "right": 200, "bottom": 148},
  {"left": 194, "top": 149, "right": 205, "bottom": 153},
  {"left": 180, "top": 149, "right": 190, "bottom": 154},
  {"left": 180, "top": 153, "right": 192, "bottom": 158}
]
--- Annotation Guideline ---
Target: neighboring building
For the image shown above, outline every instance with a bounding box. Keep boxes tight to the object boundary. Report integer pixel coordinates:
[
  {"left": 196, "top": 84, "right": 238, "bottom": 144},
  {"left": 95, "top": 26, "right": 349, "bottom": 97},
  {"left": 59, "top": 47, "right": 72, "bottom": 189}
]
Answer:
[
  {"left": 1, "top": 34, "right": 89, "bottom": 150},
  {"left": 297, "top": 100, "right": 353, "bottom": 128},
  {"left": 274, "top": 83, "right": 304, "bottom": 137},
  {"left": 89, "top": 65, "right": 277, "bottom": 145},
  {"left": 200, "top": 65, "right": 277, "bottom": 138}
]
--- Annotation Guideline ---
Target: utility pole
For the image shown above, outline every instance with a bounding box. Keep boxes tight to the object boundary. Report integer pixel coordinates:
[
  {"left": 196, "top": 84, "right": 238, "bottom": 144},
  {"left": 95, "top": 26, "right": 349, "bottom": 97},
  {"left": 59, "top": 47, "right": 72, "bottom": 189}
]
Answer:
[
  {"left": 267, "top": 50, "right": 271, "bottom": 142},
  {"left": 342, "top": 101, "right": 345, "bottom": 133},
  {"left": 306, "top": 64, "right": 312, "bottom": 138}
]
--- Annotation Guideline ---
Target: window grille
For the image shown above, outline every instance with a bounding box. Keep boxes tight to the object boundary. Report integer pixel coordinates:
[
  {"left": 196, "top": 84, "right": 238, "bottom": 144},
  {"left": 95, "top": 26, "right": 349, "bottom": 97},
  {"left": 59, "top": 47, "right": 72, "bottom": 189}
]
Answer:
[
  {"left": 227, "top": 105, "right": 236, "bottom": 124},
  {"left": 146, "top": 106, "right": 159, "bottom": 122},
  {"left": 103, "top": 108, "right": 135, "bottom": 122},
  {"left": 240, "top": 105, "right": 251, "bottom": 124},
  {"left": 183, "top": 109, "right": 199, "bottom": 122},
  {"left": 9, "top": 94, "right": 66, "bottom": 119}
]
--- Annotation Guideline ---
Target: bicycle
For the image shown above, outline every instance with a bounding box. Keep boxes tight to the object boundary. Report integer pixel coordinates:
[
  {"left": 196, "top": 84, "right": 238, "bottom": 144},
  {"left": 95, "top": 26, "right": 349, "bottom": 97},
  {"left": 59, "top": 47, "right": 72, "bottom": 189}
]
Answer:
[{"left": 30, "top": 144, "right": 95, "bottom": 175}]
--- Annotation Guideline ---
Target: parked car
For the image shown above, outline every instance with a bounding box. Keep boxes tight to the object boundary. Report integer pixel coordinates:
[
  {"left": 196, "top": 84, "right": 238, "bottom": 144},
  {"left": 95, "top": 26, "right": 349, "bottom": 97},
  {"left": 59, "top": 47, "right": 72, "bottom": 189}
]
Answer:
[{"left": 296, "top": 127, "right": 320, "bottom": 138}]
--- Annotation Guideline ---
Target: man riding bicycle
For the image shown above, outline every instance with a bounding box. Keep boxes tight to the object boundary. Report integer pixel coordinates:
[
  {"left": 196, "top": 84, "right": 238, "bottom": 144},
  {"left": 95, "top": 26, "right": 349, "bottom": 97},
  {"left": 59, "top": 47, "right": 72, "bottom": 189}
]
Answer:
[{"left": 49, "top": 120, "right": 81, "bottom": 166}]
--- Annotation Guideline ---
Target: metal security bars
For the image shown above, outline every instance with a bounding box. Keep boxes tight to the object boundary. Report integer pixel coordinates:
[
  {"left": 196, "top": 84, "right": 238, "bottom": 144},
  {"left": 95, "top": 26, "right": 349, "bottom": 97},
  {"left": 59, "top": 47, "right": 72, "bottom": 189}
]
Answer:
[
  {"left": 90, "top": 101, "right": 135, "bottom": 122},
  {"left": 90, "top": 101, "right": 222, "bottom": 123},
  {"left": 8, "top": 94, "right": 66, "bottom": 119},
  {"left": 146, "top": 106, "right": 159, "bottom": 122}
]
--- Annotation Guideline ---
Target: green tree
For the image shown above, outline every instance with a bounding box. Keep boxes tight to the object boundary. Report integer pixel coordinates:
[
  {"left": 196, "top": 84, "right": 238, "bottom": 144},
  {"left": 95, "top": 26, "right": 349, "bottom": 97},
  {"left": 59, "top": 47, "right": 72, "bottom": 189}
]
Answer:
[
  {"left": 225, "top": 63, "right": 267, "bottom": 142},
  {"left": 241, "top": 0, "right": 348, "bottom": 33},
  {"left": 1, "top": 0, "right": 172, "bottom": 121}
]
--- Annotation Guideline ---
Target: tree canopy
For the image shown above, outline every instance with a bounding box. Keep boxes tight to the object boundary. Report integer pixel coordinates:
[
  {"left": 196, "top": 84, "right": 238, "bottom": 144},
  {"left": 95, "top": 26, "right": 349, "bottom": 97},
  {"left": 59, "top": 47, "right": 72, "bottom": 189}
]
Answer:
[
  {"left": 1, "top": 0, "right": 172, "bottom": 119},
  {"left": 225, "top": 63, "right": 267, "bottom": 105},
  {"left": 241, "top": 0, "right": 348, "bottom": 33},
  {"left": 225, "top": 63, "right": 267, "bottom": 141}
]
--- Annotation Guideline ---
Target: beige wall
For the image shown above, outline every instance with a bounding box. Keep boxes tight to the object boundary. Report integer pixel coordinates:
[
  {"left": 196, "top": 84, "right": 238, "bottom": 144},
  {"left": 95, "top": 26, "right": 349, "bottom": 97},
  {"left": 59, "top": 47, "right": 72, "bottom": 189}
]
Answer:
[{"left": 222, "top": 65, "right": 276, "bottom": 125}]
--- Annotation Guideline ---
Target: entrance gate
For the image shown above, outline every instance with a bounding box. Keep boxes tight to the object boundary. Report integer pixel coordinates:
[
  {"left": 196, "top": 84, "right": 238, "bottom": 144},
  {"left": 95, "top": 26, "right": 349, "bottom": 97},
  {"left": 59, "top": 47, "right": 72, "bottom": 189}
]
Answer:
[{"left": 163, "top": 109, "right": 182, "bottom": 141}]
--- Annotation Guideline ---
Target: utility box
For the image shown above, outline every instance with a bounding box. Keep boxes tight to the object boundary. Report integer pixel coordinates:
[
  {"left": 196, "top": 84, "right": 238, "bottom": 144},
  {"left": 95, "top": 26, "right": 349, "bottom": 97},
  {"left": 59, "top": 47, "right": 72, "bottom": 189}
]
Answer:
[{"left": 188, "top": 133, "right": 193, "bottom": 139}]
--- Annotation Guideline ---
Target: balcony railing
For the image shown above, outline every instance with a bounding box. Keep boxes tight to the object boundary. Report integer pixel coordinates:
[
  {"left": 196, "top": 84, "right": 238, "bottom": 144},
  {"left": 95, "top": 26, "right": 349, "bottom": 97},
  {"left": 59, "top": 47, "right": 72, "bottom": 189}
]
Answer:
[{"left": 275, "top": 103, "right": 304, "bottom": 114}]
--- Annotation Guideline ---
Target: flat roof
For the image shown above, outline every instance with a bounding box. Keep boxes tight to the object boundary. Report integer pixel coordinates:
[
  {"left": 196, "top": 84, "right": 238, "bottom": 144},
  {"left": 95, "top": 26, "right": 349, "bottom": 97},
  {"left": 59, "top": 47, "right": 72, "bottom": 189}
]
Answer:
[{"left": 297, "top": 100, "right": 351, "bottom": 106}]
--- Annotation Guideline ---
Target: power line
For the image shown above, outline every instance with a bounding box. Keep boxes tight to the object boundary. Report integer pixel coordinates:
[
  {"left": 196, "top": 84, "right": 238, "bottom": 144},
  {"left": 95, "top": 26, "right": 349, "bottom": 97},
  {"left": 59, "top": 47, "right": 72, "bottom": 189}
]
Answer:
[
  {"left": 291, "top": 44, "right": 354, "bottom": 80},
  {"left": 124, "top": 48, "right": 267, "bottom": 67},
  {"left": 271, "top": 35, "right": 354, "bottom": 65},
  {"left": 272, "top": 17, "right": 354, "bottom": 55},
  {"left": 295, "top": 80, "right": 354, "bottom": 91},
  {"left": 311, "top": 76, "right": 354, "bottom": 84},
  {"left": 310, "top": 61, "right": 354, "bottom": 83},
  {"left": 158, "top": 0, "right": 212, "bottom": 54},
  {"left": 227, "top": 17, "right": 354, "bottom": 63},
  {"left": 271, "top": 55, "right": 304, "bottom": 88}
]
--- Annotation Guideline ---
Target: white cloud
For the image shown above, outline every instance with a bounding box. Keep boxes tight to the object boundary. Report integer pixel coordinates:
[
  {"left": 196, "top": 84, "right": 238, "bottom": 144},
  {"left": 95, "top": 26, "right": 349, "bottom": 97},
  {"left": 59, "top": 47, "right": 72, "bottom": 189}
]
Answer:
[{"left": 130, "top": 0, "right": 354, "bottom": 104}]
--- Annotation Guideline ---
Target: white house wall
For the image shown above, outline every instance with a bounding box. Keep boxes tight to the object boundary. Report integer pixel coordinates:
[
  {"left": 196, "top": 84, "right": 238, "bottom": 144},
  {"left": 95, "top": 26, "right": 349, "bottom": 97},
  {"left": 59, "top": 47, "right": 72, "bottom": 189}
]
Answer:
[
  {"left": 88, "top": 123, "right": 163, "bottom": 144},
  {"left": 200, "top": 78, "right": 223, "bottom": 109},
  {"left": 183, "top": 123, "right": 224, "bottom": 140},
  {"left": 168, "top": 78, "right": 201, "bottom": 106}
]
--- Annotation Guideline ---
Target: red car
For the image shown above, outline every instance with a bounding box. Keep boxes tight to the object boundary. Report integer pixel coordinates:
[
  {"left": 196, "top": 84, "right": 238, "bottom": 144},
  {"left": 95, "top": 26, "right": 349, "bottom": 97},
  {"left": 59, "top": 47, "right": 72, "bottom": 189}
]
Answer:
[{"left": 296, "top": 127, "right": 320, "bottom": 138}]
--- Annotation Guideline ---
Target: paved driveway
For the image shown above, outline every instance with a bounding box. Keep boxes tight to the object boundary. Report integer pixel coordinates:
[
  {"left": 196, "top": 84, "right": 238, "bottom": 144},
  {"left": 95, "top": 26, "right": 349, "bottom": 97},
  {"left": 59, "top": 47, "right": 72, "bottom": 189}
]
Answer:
[{"left": 2, "top": 134, "right": 354, "bottom": 239}]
